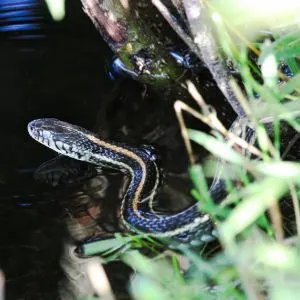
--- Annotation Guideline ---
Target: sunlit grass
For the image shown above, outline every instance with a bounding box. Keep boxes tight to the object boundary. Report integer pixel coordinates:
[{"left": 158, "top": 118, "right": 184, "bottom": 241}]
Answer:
[
  {"left": 119, "top": 5, "right": 300, "bottom": 300},
  {"left": 45, "top": 0, "right": 65, "bottom": 21}
]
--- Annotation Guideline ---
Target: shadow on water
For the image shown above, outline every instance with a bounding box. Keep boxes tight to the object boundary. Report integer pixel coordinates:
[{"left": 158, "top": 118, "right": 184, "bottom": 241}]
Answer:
[{"left": 0, "top": 1, "right": 237, "bottom": 299}]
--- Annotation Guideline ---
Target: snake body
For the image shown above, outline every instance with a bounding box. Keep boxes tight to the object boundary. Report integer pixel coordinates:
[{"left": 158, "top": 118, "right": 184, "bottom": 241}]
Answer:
[{"left": 28, "top": 118, "right": 239, "bottom": 244}]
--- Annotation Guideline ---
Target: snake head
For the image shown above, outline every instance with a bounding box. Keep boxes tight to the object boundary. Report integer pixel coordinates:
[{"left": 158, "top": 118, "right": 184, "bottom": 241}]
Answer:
[{"left": 27, "top": 118, "right": 97, "bottom": 161}]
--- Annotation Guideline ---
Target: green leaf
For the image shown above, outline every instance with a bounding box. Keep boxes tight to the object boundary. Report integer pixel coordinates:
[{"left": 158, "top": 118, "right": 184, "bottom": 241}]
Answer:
[
  {"left": 255, "top": 161, "right": 300, "bottom": 180},
  {"left": 278, "top": 74, "right": 300, "bottom": 98},
  {"left": 80, "top": 236, "right": 132, "bottom": 256},
  {"left": 188, "top": 129, "right": 247, "bottom": 166},
  {"left": 44, "top": 0, "right": 65, "bottom": 21},
  {"left": 258, "top": 32, "right": 300, "bottom": 65},
  {"left": 251, "top": 100, "right": 300, "bottom": 121},
  {"left": 189, "top": 165, "right": 212, "bottom": 204},
  {"left": 220, "top": 177, "right": 287, "bottom": 242}
]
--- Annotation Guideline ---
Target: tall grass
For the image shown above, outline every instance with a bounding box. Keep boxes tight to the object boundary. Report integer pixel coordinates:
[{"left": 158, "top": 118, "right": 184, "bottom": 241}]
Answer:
[{"left": 120, "top": 3, "right": 300, "bottom": 300}]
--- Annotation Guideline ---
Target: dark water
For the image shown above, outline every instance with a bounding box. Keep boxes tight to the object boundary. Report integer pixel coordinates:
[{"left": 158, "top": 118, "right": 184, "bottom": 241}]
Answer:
[
  {"left": 0, "top": 1, "right": 114, "bottom": 298},
  {"left": 0, "top": 1, "right": 238, "bottom": 299}
]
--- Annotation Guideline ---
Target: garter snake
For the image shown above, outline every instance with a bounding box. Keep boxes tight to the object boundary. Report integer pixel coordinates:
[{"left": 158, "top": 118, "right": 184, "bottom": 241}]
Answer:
[{"left": 28, "top": 118, "right": 253, "bottom": 244}]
